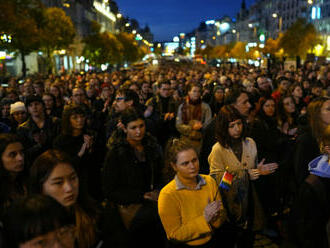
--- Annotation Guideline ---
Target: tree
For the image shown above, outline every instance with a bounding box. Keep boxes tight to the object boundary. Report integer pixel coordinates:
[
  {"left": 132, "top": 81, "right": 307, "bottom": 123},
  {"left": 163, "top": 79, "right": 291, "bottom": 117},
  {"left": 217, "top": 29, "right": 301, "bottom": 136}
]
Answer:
[
  {"left": 39, "top": 7, "right": 76, "bottom": 73},
  {"left": 115, "top": 32, "right": 143, "bottom": 64},
  {"left": 230, "top": 41, "right": 247, "bottom": 60},
  {"left": 0, "top": 0, "right": 43, "bottom": 76},
  {"left": 279, "top": 18, "right": 321, "bottom": 59},
  {"left": 83, "top": 21, "right": 122, "bottom": 67}
]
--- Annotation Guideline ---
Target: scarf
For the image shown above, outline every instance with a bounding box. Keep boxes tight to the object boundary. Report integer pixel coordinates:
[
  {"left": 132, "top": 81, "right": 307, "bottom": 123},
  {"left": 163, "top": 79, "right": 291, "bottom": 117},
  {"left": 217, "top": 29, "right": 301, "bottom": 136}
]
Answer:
[{"left": 182, "top": 96, "right": 202, "bottom": 124}]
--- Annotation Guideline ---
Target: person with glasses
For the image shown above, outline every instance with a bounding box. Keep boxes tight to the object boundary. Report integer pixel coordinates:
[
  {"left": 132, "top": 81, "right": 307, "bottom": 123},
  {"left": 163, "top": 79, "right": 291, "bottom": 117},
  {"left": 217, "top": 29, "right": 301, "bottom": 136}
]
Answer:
[{"left": 105, "top": 88, "right": 142, "bottom": 140}]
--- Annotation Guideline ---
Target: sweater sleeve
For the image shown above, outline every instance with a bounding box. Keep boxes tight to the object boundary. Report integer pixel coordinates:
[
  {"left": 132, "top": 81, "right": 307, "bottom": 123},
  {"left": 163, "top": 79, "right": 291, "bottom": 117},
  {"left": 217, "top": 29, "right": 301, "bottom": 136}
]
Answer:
[
  {"left": 158, "top": 191, "right": 212, "bottom": 243},
  {"left": 208, "top": 144, "right": 226, "bottom": 185}
]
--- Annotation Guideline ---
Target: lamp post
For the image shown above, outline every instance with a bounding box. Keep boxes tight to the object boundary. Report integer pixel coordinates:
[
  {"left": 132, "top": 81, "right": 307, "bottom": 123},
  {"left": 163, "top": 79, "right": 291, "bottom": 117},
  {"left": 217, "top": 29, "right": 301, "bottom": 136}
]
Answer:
[{"left": 272, "top": 13, "right": 282, "bottom": 34}]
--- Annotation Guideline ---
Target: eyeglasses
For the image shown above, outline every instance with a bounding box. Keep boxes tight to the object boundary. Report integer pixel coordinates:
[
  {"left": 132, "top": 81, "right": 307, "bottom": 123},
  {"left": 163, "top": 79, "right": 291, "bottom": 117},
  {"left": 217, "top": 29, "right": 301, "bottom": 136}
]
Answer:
[{"left": 115, "top": 97, "right": 126, "bottom": 101}]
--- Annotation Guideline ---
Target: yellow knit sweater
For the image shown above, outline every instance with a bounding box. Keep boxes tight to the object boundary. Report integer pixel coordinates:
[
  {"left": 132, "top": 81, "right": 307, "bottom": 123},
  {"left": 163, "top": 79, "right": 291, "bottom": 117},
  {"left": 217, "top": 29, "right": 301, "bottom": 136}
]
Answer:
[{"left": 158, "top": 174, "right": 226, "bottom": 246}]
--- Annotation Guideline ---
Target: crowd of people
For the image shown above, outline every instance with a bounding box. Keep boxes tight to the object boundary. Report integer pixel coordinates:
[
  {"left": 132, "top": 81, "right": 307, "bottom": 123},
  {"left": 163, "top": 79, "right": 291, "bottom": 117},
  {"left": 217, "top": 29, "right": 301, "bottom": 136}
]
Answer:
[{"left": 0, "top": 60, "right": 330, "bottom": 248}]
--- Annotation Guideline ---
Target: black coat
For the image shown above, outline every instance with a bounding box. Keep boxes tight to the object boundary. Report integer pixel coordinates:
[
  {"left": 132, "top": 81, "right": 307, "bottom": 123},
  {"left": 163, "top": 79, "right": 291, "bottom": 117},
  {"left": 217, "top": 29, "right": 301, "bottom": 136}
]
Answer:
[
  {"left": 103, "top": 131, "right": 164, "bottom": 205},
  {"left": 290, "top": 176, "right": 330, "bottom": 248}
]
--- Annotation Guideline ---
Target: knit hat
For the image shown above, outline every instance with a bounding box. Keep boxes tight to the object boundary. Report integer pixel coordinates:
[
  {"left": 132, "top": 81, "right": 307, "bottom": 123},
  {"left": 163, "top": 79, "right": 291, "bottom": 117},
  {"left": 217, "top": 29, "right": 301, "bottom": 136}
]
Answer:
[
  {"left": 25, "top": 95, "right": 43, "bottom": 107},
  {"left": 10, "top": 101, "right": 26, "bottom": 114}
]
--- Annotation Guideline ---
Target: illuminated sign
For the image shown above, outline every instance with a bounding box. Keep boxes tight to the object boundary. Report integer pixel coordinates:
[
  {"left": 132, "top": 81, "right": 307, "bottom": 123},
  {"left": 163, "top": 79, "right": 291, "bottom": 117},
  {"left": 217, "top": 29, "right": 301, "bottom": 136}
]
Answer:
[
  {"left": 93, "top": 1, "right": 116, "bottom": 22},
  {"left": 311, "top": 6, "right": 321, "bottom": 20},
  {"left": 163, "top": 42, "right": 179, "bottom": 56}
]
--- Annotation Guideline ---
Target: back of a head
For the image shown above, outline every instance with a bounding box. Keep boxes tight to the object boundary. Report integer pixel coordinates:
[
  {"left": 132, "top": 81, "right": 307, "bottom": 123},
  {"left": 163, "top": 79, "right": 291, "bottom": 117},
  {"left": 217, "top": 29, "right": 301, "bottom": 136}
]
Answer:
[
  {"left": 224, "top": 86, "right": 246, "bottom": 105},
  {"left": 2, "top": 194, "right": 74, "bottom": 247}
]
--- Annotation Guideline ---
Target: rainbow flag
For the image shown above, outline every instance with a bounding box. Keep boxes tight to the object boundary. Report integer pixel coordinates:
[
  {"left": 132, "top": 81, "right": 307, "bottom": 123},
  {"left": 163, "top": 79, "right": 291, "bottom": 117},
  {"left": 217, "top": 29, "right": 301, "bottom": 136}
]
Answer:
[{"left": 219, "top": 171, "right": 234, "bottom": 191}]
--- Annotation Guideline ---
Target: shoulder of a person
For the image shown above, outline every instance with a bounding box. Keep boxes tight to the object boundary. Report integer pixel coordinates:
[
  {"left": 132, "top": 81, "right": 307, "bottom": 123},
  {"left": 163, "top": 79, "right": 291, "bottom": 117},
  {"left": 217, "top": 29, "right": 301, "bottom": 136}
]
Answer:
[{"left": 160, "top": 179, "right": 177, "bottom": 194}]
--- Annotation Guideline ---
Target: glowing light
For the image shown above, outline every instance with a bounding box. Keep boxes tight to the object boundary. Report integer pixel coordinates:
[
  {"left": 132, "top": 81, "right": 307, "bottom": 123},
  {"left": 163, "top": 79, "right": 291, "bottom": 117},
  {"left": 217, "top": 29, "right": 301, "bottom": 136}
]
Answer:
[
  {"left": 205, "top": 20, "right": 215, "bottom": 25},
  {"left": 132, "top": 30, "right": 136, "bottom": 34},
  {"left": 201, "top": 40, "right": 204, "bottom": 44},
  {"left": 117, "top": 13, "right": 122, "bottom": 18},
  {"left": 93, "top": 1, "right": 116, "bottom": 22},
  {"left": 173, "top": 36, "right": 179, "bottom": 42},
  {"left": 219, "top": 22, "right": 230, "bottom": 32}
]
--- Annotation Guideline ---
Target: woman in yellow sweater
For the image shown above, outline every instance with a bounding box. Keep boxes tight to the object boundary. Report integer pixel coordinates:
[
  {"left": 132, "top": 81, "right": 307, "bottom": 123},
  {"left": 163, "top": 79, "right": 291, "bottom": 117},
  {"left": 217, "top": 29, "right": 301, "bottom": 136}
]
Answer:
[{"left": 158, "top": 139, "right": 226, "bottom": 247}]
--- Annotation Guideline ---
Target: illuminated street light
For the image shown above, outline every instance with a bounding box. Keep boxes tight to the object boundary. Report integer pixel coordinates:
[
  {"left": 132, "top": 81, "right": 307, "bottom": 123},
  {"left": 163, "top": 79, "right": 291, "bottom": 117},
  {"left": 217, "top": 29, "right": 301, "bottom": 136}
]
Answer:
[
  {"left": 117, "top": 13, "right": 122, "bottom": 18},
  {"left": 248, "top": 23, "right": 253, "bottom": 28},
  {"left": 308, "top": 0, "right": 313, "bottom": 4},
  {"left": 272, "top": 13, "right": 278, "bottom": 18},
  {"left": 232, "top": 29, "right": 236, "bottom": 34},
  {"left": 132, "top": 30, "right": 136, "bottom": 34},
  {"left": 125, "top": 23, "right": 130, "bottom": 27}
]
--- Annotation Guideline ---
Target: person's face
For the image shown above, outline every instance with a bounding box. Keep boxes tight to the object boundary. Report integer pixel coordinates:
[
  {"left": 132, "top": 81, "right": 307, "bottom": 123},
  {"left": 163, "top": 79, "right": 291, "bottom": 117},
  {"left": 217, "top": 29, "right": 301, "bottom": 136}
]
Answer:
[
  {"left": 262, "top": 99, "right": 276, "bottom": 117},
  {"left": 19, "top": 226, "right": 75, "bottom": 248},
  {"left": 258, "top": 78, "right": 270, "bottom": 91},
  {"left": 33, "top": 84, "right": 43, "bottom": 96},
  {"left": 233, "top": 93, "right": 251, "bottom": 117},
  {"left": 72, "top": 89, "right": 85, "bottom": 105},
  {"left": 303, "top": 81, "right": 310, "bottom": 89},
  {"left": 42, "top": 95, "right": 54, "bottom": 110},
  {"left": 312, "top": 87, "right": 322, "bottom": 96},
  {"left": 188, "top": 86, "right": 201, "bottom": 101},
  {"left": 42, "top": 163, "right": 79, "bottom": 207},
  {"left": 124, "top": 119, "right": 145, "bottom": 143},
  {"left": 159, "top": 84, "right": 171, "bottom": 98},
  {"left": 2, "top": 142, "right": 24, "bottom": 174},
  {"left": 12, "top": 111, "right": 27, "bottom": 124},
  {"left": 28, "top": 101, "right": 44, "bottom": 117},
  {"left": 50, "top": 87, "right": 60, "bottom": 97},
  {"left": 114, "top": 94, "right": 128, "bottom": 113},
  {"left": 283, "top": 97, "right": 296, "bottom": 114},
  {"left": 1, "top": 104, "right": 10, "bottom": 118},
  {"left": 172, "top": 149, "right": 199, "bottom": 181},
  {"left": 214, "top": 89, "right": 224, "bottom": 102},
  {"left": 69, "top": 114, "right": 85, "bottom": 131},
  {"left": 228, "top": 119, "right": 243, "bottom": 139},
  {"left": 142, "top": 83, "right": 150, "bottom": 93},
  {"left": 279, "top": 80, "right": 290, "bottom": 91},
  {"left": 321, "top": 100, "right": 330, "bottom": 126},
  {"left": 129, "top": 84, "right": 139, "bottom": 93},
  {"left": 292, "top": 86, "right": 303, "bottom": 99}
]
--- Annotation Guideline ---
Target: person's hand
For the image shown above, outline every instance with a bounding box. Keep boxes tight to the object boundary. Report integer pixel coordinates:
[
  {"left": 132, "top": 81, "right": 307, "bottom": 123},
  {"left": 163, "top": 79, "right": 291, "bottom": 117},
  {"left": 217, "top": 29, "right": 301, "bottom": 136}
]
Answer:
[
  {"left": 83, "top": 135, "right": 93, "bottom": 149},
  {"left": 192, "top": 121, "right": 203, "bottom": 130},
  {"left": 117, "top": 120, "right": 125, "bottom": 131},
  {"left": 144, "top": 106, "right": 153, "bottom": 118},
  {"left": 78, "top": 142, "right": 88, "bottom": 157},
  {"left": 204, "top": 200, "right": 221, "bottom": 223},
  {"left": 143, "top": 190, "right": 159, "bottom": 202},
  {"left": 248, "top": 168, "right": 260, "bottom": 180},
  {"left": 257, "top": 158, "right": 279, "bottom": 175},
  {"left": 164, "top": 112, "right": 174, "bottom": 121}
]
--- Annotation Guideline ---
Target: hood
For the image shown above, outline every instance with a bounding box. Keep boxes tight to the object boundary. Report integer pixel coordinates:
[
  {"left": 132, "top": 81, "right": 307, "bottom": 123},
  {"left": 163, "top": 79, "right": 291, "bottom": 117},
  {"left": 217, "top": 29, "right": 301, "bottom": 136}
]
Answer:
[{"left": 308, "top": 155, "right": 330, "bottom": 178}]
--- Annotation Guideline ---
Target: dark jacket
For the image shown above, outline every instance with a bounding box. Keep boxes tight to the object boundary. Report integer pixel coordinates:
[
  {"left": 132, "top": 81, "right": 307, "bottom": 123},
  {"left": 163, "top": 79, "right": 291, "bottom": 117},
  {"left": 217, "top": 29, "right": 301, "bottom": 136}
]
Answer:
[
  {"left": 103, "top": 130, "right": 164, "bottom": 205},
  {"left": 16, "top": 116, "right": 61, "bottom": 162},
  {"left": 290, "top": 156, "right": 330, "bottom": 248}
]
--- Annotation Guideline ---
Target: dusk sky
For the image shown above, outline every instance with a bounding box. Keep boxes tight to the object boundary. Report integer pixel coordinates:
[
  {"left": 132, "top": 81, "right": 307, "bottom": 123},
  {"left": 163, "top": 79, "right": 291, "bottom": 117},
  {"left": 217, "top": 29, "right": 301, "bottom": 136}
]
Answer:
[{"left": 116, "top": 0, "right": 256, "bottom": 42}]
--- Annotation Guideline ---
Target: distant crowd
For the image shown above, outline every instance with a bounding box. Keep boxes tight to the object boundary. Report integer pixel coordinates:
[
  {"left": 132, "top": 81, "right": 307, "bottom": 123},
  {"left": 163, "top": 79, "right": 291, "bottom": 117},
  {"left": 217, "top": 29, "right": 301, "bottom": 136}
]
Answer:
[{"left": 0, "top": 61, "right": 330, "bottom": 248}]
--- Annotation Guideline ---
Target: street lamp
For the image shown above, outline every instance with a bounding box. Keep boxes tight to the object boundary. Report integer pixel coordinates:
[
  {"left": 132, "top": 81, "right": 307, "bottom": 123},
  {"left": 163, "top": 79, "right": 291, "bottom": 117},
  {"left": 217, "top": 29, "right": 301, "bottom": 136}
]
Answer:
[{"left": 272, "top": 13, "right": 282, "bottom": 33}]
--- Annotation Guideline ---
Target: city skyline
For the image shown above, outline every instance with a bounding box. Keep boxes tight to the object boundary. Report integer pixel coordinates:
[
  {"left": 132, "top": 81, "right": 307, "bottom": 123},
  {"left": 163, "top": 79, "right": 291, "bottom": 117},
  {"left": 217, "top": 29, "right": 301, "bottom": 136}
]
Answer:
[{"left": 116, "top": 0, "right": 256, "bottom": 42}]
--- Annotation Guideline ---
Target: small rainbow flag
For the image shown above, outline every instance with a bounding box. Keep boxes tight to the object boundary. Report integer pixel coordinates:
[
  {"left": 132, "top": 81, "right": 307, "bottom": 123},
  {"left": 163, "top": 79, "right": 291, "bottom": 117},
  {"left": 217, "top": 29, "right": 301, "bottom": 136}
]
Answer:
[{"left": 219, "top": 171, "right": 234, "bottom": 190}]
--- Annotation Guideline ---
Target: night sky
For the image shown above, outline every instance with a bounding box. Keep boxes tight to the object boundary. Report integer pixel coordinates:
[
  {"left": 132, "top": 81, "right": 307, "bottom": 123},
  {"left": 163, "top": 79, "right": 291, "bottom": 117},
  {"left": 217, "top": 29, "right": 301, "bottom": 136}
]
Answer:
[{"left": 116, "top": 0, "right": 256, "bottom": 42}]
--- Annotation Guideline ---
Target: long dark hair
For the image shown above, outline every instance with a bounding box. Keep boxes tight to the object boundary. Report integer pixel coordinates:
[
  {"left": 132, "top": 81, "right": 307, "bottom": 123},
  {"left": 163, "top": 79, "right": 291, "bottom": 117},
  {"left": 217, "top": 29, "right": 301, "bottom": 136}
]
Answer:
[
  {"left": 29, "top": 149, "right": 98, "bottom": 248},
  {"left": 61, "top": 104, "right": 87, "bottom": 136},
  {"left": 0, "top": 133, "right": 27, "bottom": 213},
  {"left": 215, "top": 105, "right": 247, "bottom": 148}
]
